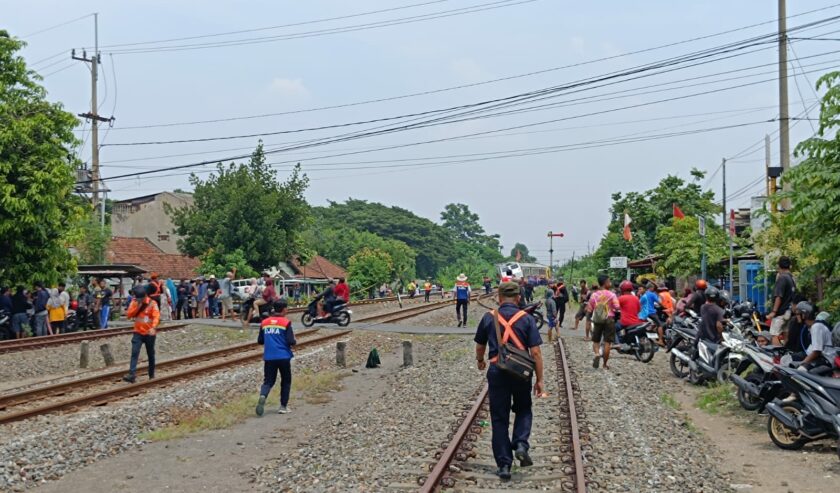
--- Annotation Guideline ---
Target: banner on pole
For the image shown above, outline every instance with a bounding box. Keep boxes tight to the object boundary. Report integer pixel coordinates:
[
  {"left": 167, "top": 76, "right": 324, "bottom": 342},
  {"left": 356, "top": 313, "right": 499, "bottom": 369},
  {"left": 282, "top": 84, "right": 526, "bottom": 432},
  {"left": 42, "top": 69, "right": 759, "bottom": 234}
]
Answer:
[{"left": 699, "top": 216, "right": 706, "bottom": 237}]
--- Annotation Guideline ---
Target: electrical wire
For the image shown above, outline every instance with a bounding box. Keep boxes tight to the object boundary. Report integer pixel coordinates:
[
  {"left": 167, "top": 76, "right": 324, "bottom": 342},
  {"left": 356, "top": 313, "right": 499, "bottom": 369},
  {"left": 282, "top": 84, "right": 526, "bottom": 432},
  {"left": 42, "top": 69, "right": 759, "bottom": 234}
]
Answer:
[
  {"left": 106, "top": 9, "right": 840, "bottom": 131},
  {"left": 99, "top": 1, "right": 535, "bottom": 55},
  {"left": 40, "top": 62, "right": 76, "bottom": 78},
  {"left": 100, "top": 54, "right": 119, "bottom": 147},
  {"left": 21, "top": 13, "right": 94, "bottom": 38}
]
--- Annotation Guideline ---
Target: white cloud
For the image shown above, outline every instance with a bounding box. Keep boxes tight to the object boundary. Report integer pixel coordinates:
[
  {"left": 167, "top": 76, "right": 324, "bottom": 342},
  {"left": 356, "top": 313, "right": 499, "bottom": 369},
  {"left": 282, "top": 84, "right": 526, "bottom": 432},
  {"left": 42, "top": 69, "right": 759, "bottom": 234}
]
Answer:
[{"left": 268, "top": 78, "right": 310, "bottom": 99}]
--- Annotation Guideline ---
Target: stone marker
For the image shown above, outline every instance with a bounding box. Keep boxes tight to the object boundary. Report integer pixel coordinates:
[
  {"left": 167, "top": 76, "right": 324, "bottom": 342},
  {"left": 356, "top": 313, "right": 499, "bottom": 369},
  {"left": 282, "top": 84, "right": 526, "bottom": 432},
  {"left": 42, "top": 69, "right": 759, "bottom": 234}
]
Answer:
[
  {"left": 402, "top": 340, "right": 413, "bottom": 367},
  {"left": 100, "top": 343, "right": 115, "bottom": 367},
  {"left": 79, "top": 340, "right": 90, "bottom": 369},
  {"left": 336, "top": 341, "right": 347, "bottom": 368}
]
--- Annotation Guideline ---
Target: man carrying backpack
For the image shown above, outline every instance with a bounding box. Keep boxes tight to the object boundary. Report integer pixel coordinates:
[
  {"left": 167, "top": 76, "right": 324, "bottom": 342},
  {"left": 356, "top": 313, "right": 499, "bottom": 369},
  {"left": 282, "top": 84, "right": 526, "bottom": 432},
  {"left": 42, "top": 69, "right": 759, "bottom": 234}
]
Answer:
[
  {"left": 587, "top": 274, "right": 620, "bottom": 370},
  {"left": 474, "top": 282, "right": 544, "bottom": 481}
]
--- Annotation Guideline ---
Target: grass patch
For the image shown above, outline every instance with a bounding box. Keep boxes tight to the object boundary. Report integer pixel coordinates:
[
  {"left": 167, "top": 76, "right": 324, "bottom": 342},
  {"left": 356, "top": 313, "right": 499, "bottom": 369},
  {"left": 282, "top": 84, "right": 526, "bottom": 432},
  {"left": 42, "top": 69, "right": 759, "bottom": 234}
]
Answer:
[
  {"left": 696, "top": 382, "right": 739, "bottom": 415},
  {"left": 660, "top": 393, "right": 680, "bottom": 410},
  {"left": 140, "top": 369, "right": 348, "bottom": 442}
]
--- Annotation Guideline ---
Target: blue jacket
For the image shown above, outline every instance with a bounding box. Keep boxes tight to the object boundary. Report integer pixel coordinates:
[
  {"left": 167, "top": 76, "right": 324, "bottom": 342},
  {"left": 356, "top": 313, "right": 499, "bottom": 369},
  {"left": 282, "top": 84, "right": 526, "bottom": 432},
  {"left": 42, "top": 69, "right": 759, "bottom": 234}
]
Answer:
[
  {"left": 257, "top": 316, "right": 296, "bottom": 360},
  {"left": 639, "top": 291, "right": 659, "bottom": 319}
]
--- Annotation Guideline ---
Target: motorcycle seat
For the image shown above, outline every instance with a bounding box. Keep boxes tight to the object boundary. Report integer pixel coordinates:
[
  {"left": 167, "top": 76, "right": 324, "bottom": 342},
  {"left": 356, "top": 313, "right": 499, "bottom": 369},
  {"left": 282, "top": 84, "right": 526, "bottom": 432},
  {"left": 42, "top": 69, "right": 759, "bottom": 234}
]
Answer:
[{"left": 797, "top": 370, "right": 840, "bottom": 390}]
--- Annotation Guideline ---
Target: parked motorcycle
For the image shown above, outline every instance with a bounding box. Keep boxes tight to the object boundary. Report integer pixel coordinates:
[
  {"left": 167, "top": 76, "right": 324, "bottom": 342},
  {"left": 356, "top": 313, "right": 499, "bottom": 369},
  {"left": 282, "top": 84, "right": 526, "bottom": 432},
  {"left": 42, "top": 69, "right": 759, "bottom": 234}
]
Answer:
[
  {"left": 671, "top": 329, "right": 745, "bottom": 384},
  {"left": 763, "top": 365, "right": 840, "bottom": 459},
  {"left": 614, "top": 322, "right": 658, "bottom": 363},
  {"left": 301, "top": 299, "right": 351, "bottom": 327},
  {"left": 666, "top": 312, "right": 700, "bottom": 378},
  {"left": 729, "top": 342, "right": 793, "bottom": 411}
]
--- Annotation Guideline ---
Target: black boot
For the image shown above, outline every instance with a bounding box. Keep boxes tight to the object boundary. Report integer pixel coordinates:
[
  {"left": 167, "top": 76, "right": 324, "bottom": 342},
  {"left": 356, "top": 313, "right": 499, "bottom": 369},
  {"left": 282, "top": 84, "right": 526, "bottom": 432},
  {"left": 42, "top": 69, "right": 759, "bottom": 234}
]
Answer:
[
  {"left": 497, "top": 465, "right": 511, "bottom": 480},
  {"left": 515, "top": 443, "right": 533, "bottom": 467}
]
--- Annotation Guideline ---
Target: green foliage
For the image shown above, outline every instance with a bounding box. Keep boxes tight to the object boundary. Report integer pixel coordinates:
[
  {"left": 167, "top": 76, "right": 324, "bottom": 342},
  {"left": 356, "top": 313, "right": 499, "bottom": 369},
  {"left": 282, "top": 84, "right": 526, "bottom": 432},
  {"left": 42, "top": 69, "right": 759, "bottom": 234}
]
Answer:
[
  {"left": 441, "top": 203, "right": 503, "bottom": 266},
  {"left": 596, "top": 172, "right": 718, "bottom": 263},
  {"left": 655, "top": 217, "right": 729, "bottom": 278},
  {"left": 437, "top": 244, "right": 496, "bottom": 290},
  {"left": 347, "top": 248, "right": 393, "bottom": 290},
  {"left": 558, "top": 253, "right": 601, "bottom": 284},
  {"left": 198, "top": 248, "right": 258, "bottom": 279},
  {"left": 775, "top": 70, "right": 840, "bottom": 311},
  {"left": 313, "top": 199, "right": 452, "bottom": 278},
  {"left": 509, "top": 242, "right": 537, "bottom": 263},
  {"left": 0, "top": 32, "right": 84, "bottom": 286},
  {"left": 303, "top": 225, "right": 416, "bottom": 281},
  {"left": 168, "top": 143, "right": 310, "bottom": 271},
  {"left": 75, "top": 212, "right": 111, "bottom": 264}
]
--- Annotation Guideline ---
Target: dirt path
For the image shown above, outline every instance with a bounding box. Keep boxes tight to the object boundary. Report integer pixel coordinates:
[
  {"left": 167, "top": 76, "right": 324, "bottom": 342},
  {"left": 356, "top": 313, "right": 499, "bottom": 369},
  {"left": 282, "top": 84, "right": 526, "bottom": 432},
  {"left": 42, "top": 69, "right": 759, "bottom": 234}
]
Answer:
[{"left": 36, "top": 346, "right": 406, "bottom": 493}]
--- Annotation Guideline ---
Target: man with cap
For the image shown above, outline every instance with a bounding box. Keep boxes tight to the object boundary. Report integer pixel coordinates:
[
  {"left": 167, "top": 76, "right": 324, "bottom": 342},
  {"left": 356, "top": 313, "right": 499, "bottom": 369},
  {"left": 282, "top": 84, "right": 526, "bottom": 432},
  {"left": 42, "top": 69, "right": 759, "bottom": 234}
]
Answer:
[
  {"left": 122, "top": 285, "right": 160, "bottom": 383},
  {"left": 474, "top": 282, "right": 545, "bottom": 481},
  {"left": 453, "top": 273, "right": 471, "bottom": 327}
]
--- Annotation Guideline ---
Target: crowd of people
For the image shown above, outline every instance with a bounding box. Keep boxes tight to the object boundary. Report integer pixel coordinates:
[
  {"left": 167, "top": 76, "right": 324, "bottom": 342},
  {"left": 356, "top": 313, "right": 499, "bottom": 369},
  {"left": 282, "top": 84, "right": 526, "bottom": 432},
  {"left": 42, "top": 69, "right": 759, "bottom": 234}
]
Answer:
[{"left": 0, "top": 279, "right": 114, "bottom": 339}]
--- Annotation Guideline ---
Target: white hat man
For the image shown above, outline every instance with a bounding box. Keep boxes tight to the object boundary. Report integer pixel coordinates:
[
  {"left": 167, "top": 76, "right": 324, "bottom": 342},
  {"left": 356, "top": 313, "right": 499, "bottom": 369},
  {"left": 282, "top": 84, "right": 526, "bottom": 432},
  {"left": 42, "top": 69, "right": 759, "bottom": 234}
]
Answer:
[{"left": 454, "top": 274, "right": 471, "bottom": 327}]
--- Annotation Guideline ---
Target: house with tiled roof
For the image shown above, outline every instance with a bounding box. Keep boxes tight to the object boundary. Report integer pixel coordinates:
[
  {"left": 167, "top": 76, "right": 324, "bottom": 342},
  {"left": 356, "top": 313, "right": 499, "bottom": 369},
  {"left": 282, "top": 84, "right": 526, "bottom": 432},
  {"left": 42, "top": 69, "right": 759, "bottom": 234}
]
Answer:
[
  {"left": 105, "top": 236, "right": 200, "bottom": 280},
  {"left": 112, "top": 192, "right": 193, "bottom": 254}
]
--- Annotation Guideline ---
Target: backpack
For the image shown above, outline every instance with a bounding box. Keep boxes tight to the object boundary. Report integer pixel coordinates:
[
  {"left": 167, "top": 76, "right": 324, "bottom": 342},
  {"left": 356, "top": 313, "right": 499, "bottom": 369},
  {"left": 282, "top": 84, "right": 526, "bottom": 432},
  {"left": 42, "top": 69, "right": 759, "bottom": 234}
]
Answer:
[{"left": 592, "top": 293, "right": 610, "bottom": 324}]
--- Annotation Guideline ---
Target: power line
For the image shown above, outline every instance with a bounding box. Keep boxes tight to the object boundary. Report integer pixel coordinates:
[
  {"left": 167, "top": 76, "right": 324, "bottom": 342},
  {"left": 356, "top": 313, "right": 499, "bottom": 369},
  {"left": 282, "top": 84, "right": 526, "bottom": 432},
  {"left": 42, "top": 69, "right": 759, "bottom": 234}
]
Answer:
[
  {"left": 100, "top": 0, "right": 536, "bottom": 54},
  {"left": 103, "top": 5, "right": 840, "bottom": 131},
  {"left": 20, "top": 13, "right": 94, "bottom": 38}
]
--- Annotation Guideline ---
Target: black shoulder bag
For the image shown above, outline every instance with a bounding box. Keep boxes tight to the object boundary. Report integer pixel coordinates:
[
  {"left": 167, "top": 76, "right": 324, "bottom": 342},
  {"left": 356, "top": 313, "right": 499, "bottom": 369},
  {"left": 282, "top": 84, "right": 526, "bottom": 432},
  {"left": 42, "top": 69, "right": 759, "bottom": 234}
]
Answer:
[{"left": 493, "top": 311, "right": 537, "bottom": 381}]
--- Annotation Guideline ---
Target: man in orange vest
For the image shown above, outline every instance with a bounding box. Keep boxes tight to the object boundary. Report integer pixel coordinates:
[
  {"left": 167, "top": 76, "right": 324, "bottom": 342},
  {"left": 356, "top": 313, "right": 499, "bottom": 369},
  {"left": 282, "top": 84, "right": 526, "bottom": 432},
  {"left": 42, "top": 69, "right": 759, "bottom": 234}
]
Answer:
[
  {"left": 147, "top": 273, "right": 163, "bottom": 309},
  {"left": 474, "top": 282, "right": 545, "bottom": 481},
  {"left": 122, "top": 286, "right": 161, "bottom": 383}
]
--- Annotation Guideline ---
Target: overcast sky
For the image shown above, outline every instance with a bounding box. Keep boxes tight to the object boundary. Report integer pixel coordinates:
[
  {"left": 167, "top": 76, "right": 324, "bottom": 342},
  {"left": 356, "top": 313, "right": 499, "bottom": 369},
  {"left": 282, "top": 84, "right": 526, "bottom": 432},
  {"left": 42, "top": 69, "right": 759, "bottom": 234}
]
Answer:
[{"left": 6, "top": 1, "right": 837, "bottom": 266}]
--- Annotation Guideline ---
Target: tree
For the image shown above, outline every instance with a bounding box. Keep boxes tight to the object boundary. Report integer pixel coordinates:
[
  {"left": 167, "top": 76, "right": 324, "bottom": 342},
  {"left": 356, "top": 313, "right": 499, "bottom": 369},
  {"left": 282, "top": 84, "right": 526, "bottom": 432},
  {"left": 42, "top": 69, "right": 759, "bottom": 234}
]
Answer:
[
  {"left": 198, "top": 248, "right": 259, "bottom": 279},
  {"left": 440, "top": 203, "right": 503, "bottom": 265},
  {"left": 509, "top": 243, "right": 536, "bottom": 263},
  {"left": 0, "top": 32, "right": 84, "bottom": 286},
  {"left": 303, "top": 225, "right": 417, "bottom": 281},
  {"left": 168, "top": 143, "right": 310, "bottom": 271},
  {"left": 75, "top": 212, "right": 111, "bottom": 264},
  {"left": 347, "top": 248, "right": 393, "bottom": 292},
  {"left": 313, "top": 199, "right": 453, "bottom": 277},
  {"left": 774, "top": 71, "right": 840, "bottom": 310},
  {"left": 655, "top": 217, "right": 729, "bottom": 278}
]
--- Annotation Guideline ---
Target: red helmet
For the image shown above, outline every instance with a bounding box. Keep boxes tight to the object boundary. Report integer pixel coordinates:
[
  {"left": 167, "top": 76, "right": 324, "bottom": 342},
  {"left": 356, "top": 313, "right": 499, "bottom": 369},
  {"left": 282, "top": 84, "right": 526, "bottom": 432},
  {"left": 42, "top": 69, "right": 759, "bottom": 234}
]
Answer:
[
  {"left": 695, "top": 279, "right": 708, "bottom": 290},
  {"left": 619, "top": 280, "right": 634, "bottom": 292}
]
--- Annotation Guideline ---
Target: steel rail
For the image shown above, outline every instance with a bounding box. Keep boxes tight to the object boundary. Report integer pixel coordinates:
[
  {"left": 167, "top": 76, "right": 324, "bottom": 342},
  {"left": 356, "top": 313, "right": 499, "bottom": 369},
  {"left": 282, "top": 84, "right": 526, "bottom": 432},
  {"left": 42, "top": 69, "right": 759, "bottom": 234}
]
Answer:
[
  {"left": 357, "top": 292, "right": 493, "bottom": 324},
  {"left": 0, "top": 330, "right": 348, "bottom": 425},
  {"left": 556, "top": 336, "right": 587, "bottom": 492},
  {"left": 419, "top": 384, "right": 489, "bottom": 493},
  {"left": 0, "top": 329, "right": 320, "bottom": 411},
  {"left": 0, "top": 323, "right": 189, "bottom": 354}
]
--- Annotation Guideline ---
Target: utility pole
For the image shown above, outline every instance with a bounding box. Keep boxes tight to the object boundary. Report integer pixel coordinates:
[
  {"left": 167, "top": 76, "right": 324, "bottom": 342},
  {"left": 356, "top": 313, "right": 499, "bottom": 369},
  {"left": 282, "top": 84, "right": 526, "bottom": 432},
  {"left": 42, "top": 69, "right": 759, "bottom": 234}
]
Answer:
[
  {"left": 721, "top": 158, "right": 727, "bottom": 233},
  {"left": 764, "top": 134, "right": 772, "bottom": 310},
  {"left": 73, "top": 13, "right": 111, "bottom": 218},
  {"left": 547, "top": 231, "right": 564, "bottom": 279},
  {"left": 778, "top": 0, "right": 791, "bottom": 210},
  {"left": 568, "top": 250, "right": 575, "bottom": 284}
]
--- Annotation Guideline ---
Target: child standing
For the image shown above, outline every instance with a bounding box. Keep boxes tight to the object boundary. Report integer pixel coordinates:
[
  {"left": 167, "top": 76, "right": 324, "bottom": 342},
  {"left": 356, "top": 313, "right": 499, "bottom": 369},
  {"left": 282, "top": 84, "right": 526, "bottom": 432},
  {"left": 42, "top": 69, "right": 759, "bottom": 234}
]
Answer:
[{"left": 255, "top": 300, "right": 297, "bottom": 416}]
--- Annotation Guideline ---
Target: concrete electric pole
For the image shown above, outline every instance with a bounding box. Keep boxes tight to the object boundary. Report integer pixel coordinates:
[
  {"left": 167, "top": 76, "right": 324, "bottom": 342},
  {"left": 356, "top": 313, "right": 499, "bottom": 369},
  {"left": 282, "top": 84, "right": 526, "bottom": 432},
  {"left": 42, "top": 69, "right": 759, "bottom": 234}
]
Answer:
[{"left": 778, "top": 0, "right": 791, "bottom": 210}]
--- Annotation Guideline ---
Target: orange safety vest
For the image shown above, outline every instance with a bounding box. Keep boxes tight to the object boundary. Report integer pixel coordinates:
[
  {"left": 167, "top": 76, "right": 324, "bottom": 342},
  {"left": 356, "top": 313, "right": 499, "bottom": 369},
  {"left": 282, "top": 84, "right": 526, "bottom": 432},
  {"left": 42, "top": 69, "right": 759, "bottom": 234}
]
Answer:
[
  {"left": 489, "top": 309, "right": 528, "bottom": 363},
  {"left": 148, "top": 280, "right": 162, "bottom": 297}
]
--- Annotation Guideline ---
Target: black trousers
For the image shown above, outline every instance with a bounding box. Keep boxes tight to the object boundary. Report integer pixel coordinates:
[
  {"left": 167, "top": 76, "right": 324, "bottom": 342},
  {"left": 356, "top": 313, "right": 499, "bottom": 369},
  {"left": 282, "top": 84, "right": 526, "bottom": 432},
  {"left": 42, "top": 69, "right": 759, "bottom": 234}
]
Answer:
[
  {"left": 456, "top": 299, "right": 469, "bottom": 323},
  {"left": 424, "top": 290, "right": 431, "bottom": 302},
  {"left": 260, "top": 359, "right": 292, "bottom": 407},
  {"left": 555, "top": 300, "right": 566, "bottom": 326},
  {"left": 128, "top": 333, "right": 156, "bottom": 378},
  {"left": 487, "top": 365, "right": 533, "bottom": 468},
  {"left": 176, "top": 298, "right": 191, "bottom": 319}
]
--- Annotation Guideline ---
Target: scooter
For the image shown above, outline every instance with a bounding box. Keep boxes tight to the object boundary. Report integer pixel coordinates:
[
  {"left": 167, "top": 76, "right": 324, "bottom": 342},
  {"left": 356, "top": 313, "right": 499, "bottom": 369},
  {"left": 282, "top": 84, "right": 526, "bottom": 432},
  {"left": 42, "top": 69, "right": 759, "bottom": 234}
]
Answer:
[
  {"left": 671, "top": 328, "right": 745, "bottom": 384},
  {"left": 240, "top": 298, "right": 273, "bottom": 324},
  {"left": 763, "top": 364, "right": 840, "bottom": 460},
  {"left": 302, "top": 299, "right": 352, "bottom": 327},
  {"left": 729, "top": 342, "right": 793, "bottom": 411},
  {"left": 665, "top": 312, "right": 700, "bottom": 378}
]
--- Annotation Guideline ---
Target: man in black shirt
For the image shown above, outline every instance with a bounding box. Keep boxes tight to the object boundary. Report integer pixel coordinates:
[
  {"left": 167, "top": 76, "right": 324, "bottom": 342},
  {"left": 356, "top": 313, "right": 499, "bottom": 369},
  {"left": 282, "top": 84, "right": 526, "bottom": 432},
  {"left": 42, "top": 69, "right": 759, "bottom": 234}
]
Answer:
[
  {"left": 554, "top": 279, "right": 569, "bottom": 328},
  {"left": 10, "top": 286, "right": 30, "bottom": 339},
  {"left": 768, "top": 256, "right": 796, "bottom": 346},
  {"left": 688, "top": 279, "right": 707, "bottom": 315},
  {"left": 32, "top": 281, "right": 50, "bottom": 337},
  {"left": 699, "top": 287, "right": 725, "bottom": 343}
]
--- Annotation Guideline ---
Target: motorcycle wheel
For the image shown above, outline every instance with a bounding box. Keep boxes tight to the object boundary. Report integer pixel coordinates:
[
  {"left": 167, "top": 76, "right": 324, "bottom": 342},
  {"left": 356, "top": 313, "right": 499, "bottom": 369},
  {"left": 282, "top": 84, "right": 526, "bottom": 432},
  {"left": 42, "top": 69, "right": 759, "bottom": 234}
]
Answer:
[
  {"left": 767, "top": 401, "right": 807, "bottom": 450},
  {"left": 737, "top": 372, "right": 764, "bottom": 411},
  {"left": 717, "top": 362, "right": 735, "bottom": 384},
  {"left": 301, "top": 313, "right": 315, "bottom": 328},
  {"left": 534, "top": 314, "right": 544, "bottom": 330},
  {"left": 336, "top": 312, "right": 351, "bottom": 327},
  {"left": 635, "top": 337, "right": 656, "bottom": 363},
  {"left": 669, "top": 352, "right": 689, "bottom": 378}
]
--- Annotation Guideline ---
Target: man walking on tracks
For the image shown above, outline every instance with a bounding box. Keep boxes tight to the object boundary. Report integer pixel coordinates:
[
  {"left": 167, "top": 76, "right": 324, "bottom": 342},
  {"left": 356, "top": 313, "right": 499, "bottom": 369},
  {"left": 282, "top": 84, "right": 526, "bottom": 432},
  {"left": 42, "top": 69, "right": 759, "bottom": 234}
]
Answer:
[
  {"left": 453, "top": 273, "right": 471, "bottom": 327},
  {"left": 122, "top": 286, "right": 160, "bottom": 383},
  {"left": 255, "top": 300, "right": 297, "bottom": 416},
  {"left": 587, "top": 274, "right": 620, "bottom": 370},
  {"left": 423, "top": 279, "right": 432, "bottom": 302},
  {"left": 474, "top": 282, "right": 545, "bottom": 481}
]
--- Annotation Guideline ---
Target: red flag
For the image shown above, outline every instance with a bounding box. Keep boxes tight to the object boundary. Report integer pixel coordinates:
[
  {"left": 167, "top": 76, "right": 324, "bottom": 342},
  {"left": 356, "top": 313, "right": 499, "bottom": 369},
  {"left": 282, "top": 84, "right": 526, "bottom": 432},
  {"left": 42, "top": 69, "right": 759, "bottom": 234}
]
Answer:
[
  {"left": 515, "top": 249, "right": 521, "bottom": 262},
  {"left": 623, "top": 213, "right": 633, "bottom": 242},
  {"left": 673, "top": 204, "right": 685, "bottom": 219}
]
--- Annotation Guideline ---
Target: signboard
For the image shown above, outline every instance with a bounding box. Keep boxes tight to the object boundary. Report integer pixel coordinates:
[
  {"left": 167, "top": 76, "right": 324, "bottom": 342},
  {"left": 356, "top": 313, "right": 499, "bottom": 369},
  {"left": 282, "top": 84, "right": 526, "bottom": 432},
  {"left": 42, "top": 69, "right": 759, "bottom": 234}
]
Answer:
[
  {"left": 699, "top": 216, "right": 706, "bottom": 237},
  {"left": 609, "top": 256, "right": 628, "bottom": 269}
]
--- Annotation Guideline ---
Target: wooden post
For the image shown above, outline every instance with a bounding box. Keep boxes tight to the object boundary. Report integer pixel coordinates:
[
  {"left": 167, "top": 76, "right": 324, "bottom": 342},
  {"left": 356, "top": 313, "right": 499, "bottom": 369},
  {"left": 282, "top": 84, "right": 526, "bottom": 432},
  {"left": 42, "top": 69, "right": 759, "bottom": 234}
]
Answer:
[
  {"left": 79, "top": 340, "right": 90, "bottom": 369},
  {"left": 100, "top": 343, "right": 115, "bottom": 367},
  {"left": 336, "top": 341, "right": 347, "bottom": 368},
  {"left": 402, "top": 340, "right": 413, "bottom": 367}
]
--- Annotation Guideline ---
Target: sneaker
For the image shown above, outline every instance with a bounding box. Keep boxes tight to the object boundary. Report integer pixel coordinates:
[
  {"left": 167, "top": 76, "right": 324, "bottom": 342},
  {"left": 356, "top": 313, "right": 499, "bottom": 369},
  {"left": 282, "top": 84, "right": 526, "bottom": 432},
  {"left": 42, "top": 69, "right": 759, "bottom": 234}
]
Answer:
[
  {"left": 592, "top": 355, "right": 600, "bottom": 369},
  {"left": 122, "top": 374, "right": 136, "bottom": 384},
  {"left": 278, "top": 405, "right": 290, "bottom": 414},
  {"left": 255, "top": 395, "right": 266, "bottom": 417}
]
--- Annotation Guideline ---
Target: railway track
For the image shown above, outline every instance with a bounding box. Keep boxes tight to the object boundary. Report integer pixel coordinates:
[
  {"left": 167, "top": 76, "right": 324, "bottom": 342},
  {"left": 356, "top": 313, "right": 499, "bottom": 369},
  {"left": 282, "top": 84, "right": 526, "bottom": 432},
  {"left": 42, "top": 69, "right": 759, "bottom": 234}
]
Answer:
[
  {"left": 414, "top": 335, "right": 588, "bottom": 492},
  {"left": 0, "top": 329, "right": 346, "bottom": 425},
  {"left": 0, "top": 295, "right": 415, "bottom": 354},
  {"left": 354, "top": 292, "right": 494, "bottom": 325}
]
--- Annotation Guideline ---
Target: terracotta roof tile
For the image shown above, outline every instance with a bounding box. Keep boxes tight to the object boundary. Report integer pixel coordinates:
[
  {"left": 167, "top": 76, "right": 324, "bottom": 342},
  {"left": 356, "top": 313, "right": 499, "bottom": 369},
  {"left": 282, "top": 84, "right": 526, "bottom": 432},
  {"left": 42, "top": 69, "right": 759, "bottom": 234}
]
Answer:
[
  {"left": 290, "top": 255, "right": 346, "bottom": 280},
  {"left": 106, "top": 237, "right": 200, "bottom": 280}
]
